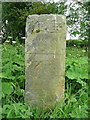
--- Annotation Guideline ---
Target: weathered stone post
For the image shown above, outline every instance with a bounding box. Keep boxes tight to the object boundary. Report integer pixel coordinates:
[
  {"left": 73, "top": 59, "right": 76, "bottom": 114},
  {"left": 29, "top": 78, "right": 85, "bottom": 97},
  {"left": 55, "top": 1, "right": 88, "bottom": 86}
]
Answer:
[{"left": 25, "top": 14, "right": 66, "bottom": 108}]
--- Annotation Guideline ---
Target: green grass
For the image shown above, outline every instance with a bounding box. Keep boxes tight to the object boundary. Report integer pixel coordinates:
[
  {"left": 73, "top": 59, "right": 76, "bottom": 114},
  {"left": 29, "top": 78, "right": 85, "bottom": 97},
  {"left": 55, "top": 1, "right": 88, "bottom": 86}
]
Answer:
[{"left": 1, "top": 43, "right": 88, "bottom": 118}]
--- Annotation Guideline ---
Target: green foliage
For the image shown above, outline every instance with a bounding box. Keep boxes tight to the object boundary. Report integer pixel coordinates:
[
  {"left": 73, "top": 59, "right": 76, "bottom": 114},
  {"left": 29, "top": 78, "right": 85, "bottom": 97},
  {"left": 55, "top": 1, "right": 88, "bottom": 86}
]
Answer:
[
  {"left": 65, "top": 46, "right": 88, "bottom": 93},
  {"left": 2, "top": 103, "right": 33, "bottom": 118},
  {"left": 66, "top": 39, "right": 88, "bottom": 47},
  {"left": 2, "top": 82, "right": 13, "bottom": 95},
  {"left": 1, "top": 43, "right": 88, "bottom": 118},
  {"left": 2, "top": 43, "right": 25, "bottom": 106},
  {"left": 66, "top": 1, "right": 89, "bottom": 40},
  {"left": 2, "top": 1, "right": 89, "bottom": 44},
  {"left": 2, "top": 2, "right": 30, "bottom": 43},
  {"left": 2, "top": 1, "right": 67, "bottom": 44},
  {"left": 66, "top": 56, "right": 88, "bottom": 79}
]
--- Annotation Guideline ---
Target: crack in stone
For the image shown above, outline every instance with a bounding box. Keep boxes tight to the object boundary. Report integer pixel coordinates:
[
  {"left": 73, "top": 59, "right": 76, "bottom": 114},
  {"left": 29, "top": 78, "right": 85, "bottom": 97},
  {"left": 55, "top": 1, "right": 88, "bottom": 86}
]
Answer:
[{"left": 34, "top": 61, "right": 42, "bottom": 70}]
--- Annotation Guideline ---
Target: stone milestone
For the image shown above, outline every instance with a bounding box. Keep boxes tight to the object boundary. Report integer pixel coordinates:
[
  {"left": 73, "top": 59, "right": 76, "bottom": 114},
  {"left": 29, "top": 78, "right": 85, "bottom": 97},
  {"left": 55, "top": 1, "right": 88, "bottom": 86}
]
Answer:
[{"left": 25, "top": 14, "right": 67, "bottom": 108}]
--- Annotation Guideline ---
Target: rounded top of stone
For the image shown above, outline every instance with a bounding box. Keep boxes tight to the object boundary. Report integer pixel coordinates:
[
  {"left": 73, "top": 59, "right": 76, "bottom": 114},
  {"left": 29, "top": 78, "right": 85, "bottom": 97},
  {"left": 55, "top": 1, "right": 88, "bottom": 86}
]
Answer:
[
  {"left": 27, "top": 14, "right": 66, "bottom": 21},
  {"left": 28, "top": 14, "right": 65, "bottom": 17}
]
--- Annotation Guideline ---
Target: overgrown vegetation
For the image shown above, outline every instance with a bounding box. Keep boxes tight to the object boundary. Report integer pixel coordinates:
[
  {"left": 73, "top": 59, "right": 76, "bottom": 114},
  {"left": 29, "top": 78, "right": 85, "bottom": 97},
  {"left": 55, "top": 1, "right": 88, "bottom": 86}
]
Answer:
[
  {"left": 1, "top": 0, "right": 89, "bottom": 119},
  {"left": 1, "top": 42, "right": 88, "bottom": 118}
]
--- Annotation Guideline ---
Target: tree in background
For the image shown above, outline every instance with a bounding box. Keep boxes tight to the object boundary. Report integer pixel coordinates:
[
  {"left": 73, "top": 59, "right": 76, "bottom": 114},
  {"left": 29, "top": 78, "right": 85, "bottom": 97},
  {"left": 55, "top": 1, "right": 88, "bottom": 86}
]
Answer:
[
  {"left": 2, "top": 1, "right": 67, "bottom": 44},
  {"left": 2, "top": 1, "right": 89, "bottom": 44},
  {"left": 67, "top": 1, "right": 89, "bottom": 41},
  {"left": 2, "top": 2, "right": 31, "bottom": 44}
]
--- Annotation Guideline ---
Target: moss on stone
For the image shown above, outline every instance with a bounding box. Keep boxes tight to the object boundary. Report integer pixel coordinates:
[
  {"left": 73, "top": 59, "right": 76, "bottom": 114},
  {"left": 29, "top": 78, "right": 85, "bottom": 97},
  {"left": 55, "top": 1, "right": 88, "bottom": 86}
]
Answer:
[{"left": 36, "top": 29, "right": 40, "bottom": 33}]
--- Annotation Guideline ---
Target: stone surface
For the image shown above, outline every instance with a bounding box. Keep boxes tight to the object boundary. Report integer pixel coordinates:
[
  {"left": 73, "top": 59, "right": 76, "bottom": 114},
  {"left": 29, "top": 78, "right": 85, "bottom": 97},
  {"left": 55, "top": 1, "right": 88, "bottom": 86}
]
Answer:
[{"left": 25, "top": 14, "right": 67, "bottom": 108}]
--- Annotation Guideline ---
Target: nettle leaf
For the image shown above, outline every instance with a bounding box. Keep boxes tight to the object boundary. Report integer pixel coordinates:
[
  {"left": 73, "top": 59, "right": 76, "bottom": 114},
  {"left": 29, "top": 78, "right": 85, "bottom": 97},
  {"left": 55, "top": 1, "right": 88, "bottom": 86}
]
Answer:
[
  {"left": 2, "top": 104, "right": 10, "bottom": 114},
  {"left": 3, "top": 103, "right": 32, "bottom": 118},
  {"left": 2, "top": 82, "right": 14, "bottom": 95},
  {"left": 70, "top": 97, "right": 77, "bottom": 103},
  {"left": 76, "top": 79, "right": 86, "bottom": 86},
  {"left": 12, "top": 55, "right": 24, "bottom": 66},
  {"left": 0, "top": 72, "right": 15, "bottom": 80},
  {"left": 66, "top": 56, "right": 88, "bottom": 80},
  {"left": 70, "top": 105, "right": 88, "bottom": 118},
  {"left": 66, "top": 66, "right": 88, "bottom": 80},
  {"left": 12, "top": 65, "right": 22, "bottom": 71},
  {"left": 14, "top": 87, "right": 24, "bottom": 96},
  {"left": 17, "top": 75, "right": 25, "bottom": 80},
  {"left": 66, "top": 69, "right": 76, "bottom": 79}
]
